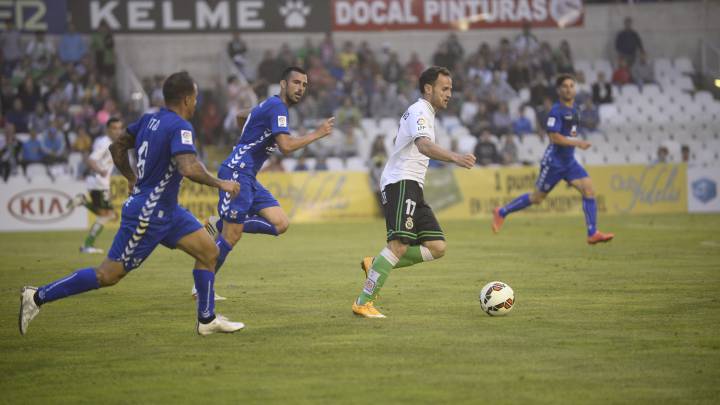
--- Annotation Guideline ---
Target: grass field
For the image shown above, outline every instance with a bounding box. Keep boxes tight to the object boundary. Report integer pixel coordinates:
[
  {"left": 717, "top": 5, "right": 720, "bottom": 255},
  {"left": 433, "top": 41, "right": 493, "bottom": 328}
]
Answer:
[{"left": 1, "top": 214, "right": 719, "bottom": 404}]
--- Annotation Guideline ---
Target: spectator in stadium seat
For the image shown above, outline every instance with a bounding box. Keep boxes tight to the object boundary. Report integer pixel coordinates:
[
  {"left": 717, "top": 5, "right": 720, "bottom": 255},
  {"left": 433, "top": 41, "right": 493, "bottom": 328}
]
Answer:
[
  {"left": 574, "top": 71, "right": 592, "bottom": 105},
  {"left": 508, "top": 54, "right": 532, "bottom": 91},
  {"left": 338, "top": 125, "right": 360, "bottom": 160},
  {"left": 262, "top": 154, "right": 285, "bottom": 172},
  {"left": 474, "top": 130, "right": 499, "bottom": 166},
  {"left": 470, "top": 101, "right": 493, "bottom": 136},
  {"left": 335, "top": 96, "right": 362, "bottom": 128},
  {"left": 538, "top": 42, "right": 557, "bottom": 81},
  {"left": 41, "top": 126, "right": 67, "bottom": 165},
  {"left": 514, "top": 22, "right": 540, "bottom": 56},
  {"left": 6, "top": 98, "right": 29, "bottom": 133},
  {"left": 555, "top": 40, "right": 575, "bottom": 74},
  {"left": 371, "top": 80, "right": 405, "bottom": 119},
  {"left": 500, "top": 134, "right": 519, "bottom": 165},
  {"left": 338, "top": 41, "right": 358, "bottom": 70},
  {"left": 535, "top": 96, "right": 554, "bottom": 139},
  {"left": 492, "top": 102, "right": 513, "bottom": 135},
  {"left": 405, "top": 52, "right": 425, "bottom": 78},
  {"left": 433, "top": 42, "right": 454, "bottom": 73},
  {"left": 71, "top": 125, "right": 92, "bottom": 155},
  {"left": 592, "top": 72, "right": 613, "bottom": 104},
  {"left": 227, "top": 31, "right": 248, "bottom": 70},
  {"left": 579, "top": 98, "right": 600, "bottom": 135},
  {"left": 612, "top": 58, "right": 632, "bottom": 85},
  {"left": 460, "top": 90, "right": 480, "bottom": 125},
  {"left": 631, "top": 51, "right": 656, "bottom": 89},
  {"left": 0, "top": 123, "right": 22, "bottom": 181},
  {"left": 17, "top": 75, "right": 41, "bottom": 112},
  {"left": 25, "top": 31, "right": 55, "bottom": 71},
  {"left": 58, "top": 23, "right": 87, "bottom": 64},
  {"left": 446, "top": 33, "right": 465, "bottom": 68},
  {"left": 681, "top": 145, "right": 690, "bottom": 163},
  {"left": 319, "top": 32, "right": 336, "bottom": 65},
  {"left": 655, "top": 145, "right": 669, "bottom": 164},
  {"left": 382, "top": 52, "right": 403, "bottom": 85},
  {"left": 90, "top": 22, "right": 115, "bottom": 78},
  {"left": 512, "top": 105, "right": 533, "bottom": 136},
  {"left": 256, "top": 50, "right": 283, "bottom": 97},
  {"left": 315, "top": 156, "right": 329, "bottom": 171},
  {"left": 294, "top": 155, "right": 310, "bottom": 172},
  {"left": 483, "top": 70, "right": 517, "bottom": 105},
  {"left": 20, "top": 129, "right": 43, "bottom": 175},
  {"left": 1, "top": 19, "right": 23, "bottom": 75},
  {"left": 28, "top": 103, "right": 50, "bottom": 133},
  {"left": 615, "top": 17, "right": 644, "bottom": 66}
]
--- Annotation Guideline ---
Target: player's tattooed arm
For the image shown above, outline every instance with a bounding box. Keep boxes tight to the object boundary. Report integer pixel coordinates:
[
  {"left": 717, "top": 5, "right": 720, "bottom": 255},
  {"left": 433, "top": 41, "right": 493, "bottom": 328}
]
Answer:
[
  {"left": 275, "top": 117, "right": 335, "bottom": 155},
  {"left": 109, "top": 132, "right": 138, "bottom": 191},
  {"left": 548, "top": 132, "right": 591, "bottom": 150},
  {"left": 174, "top": 153, "right": 240, "bottom": 198},
  {"left": 414, "top": 137, "right": 476, "bottom": 169}
]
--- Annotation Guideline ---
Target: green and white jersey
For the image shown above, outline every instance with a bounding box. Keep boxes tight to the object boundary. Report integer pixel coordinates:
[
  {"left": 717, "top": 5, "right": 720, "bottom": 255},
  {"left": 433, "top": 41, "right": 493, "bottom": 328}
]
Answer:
[
  {"left": 85, "top": 134, "right": 113, "bottom": 191},
  {"left": 380, "top": 98, "right": 436, "bottom": 189}
]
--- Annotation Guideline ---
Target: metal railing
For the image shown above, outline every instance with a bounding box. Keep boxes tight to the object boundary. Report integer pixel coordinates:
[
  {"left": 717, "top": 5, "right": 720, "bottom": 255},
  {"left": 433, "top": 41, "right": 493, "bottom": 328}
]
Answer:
[{"left": 115, "top": 53, "right": 149, "bottom": 114}]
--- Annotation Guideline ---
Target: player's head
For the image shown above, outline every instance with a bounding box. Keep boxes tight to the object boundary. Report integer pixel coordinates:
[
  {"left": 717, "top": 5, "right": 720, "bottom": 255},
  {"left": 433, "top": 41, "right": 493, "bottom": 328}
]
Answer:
[
  {"left": 555, "top": 74, "right": 576, "bottom": 103},
  {"left": 280, "top": 66, "right": 308, "bottom": 106},
  {"left": 163, "top": 71, "right": 198, "bottom": 119},
  {"left": 419, "top": 66, "right": 452, "bottom": 110},
  {"left": 106, "top": 117, "right": 123, "bottom": 141}
]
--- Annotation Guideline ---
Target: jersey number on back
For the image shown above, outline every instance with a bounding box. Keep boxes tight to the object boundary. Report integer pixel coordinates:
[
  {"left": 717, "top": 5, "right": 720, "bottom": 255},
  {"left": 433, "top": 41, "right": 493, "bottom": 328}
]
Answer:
[{"left": 137, "top": 141, "right": 149, "bottom": 180}]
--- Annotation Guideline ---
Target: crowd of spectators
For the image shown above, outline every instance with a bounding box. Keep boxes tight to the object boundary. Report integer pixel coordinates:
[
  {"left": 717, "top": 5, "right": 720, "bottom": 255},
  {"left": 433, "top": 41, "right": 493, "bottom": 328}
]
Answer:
[{"left": 0, "top": 20, "right": 121, "bottom": 182}]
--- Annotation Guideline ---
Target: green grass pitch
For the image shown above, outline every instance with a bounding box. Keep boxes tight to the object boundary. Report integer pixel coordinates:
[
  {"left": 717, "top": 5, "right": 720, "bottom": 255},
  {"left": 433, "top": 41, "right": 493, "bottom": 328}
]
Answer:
[{"left": 1, "top": 214, "right": 719, "bottom": 404}]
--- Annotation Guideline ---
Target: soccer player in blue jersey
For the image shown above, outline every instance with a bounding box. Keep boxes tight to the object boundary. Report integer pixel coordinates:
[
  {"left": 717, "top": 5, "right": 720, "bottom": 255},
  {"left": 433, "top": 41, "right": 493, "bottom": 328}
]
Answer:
[
  {"left": 195, "top": 66, "right": 334, "bottom": 298},
  {"left": 19, "top": 71, "right": 244, "bottom": 336},
  {"left": 492, "top": 74, "right": 614, "bottom": 245}
]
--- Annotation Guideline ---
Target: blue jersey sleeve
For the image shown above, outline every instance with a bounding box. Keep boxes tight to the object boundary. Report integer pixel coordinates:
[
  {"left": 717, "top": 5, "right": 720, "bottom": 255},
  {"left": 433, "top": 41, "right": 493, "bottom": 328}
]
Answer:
[
  {"left": 126, "top": 116, "right": 144, "bottom": 139},
  {"left": 269, "top": 103, "right": 291, "bottom": 136},
  {"left": 545, "top": 108, "right": 562, "bottom": 133},
  {"left": 170, "top": 122, "right": 197, "bottom": 156}
]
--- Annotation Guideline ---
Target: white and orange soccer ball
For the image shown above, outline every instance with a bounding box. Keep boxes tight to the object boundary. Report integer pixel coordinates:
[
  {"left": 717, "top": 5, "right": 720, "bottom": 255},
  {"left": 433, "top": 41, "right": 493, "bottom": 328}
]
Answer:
[{"left": 479, "top": 281, "right": 515, "bottom": 316}]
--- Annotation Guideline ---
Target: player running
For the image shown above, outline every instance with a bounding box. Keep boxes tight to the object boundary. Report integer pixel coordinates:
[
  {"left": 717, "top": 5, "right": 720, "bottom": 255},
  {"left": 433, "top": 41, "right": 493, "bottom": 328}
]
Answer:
[
  {"left": 66, "top": 117, "right": 122, "bottom": 254},
  {"left": 352, "top": 66, "right": 476, "bottom": 318},
  {"left": 191, "top": 66, "right": 334, "bottom": 300},
  {"left": 19, "top": 71, "right": 243, "bottom": 336},
  {"left": 491, "top": 74, "right": 614, "bottom": 244}
]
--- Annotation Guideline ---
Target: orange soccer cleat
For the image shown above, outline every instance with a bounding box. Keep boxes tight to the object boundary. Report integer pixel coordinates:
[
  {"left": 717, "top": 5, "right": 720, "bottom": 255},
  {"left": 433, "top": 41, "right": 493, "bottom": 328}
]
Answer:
[
  {"left": 491, "top": 207, "right": 505, "bottom": 234},
  {"left": 587, "top": 231, "right": 615, "bottom": 245}
]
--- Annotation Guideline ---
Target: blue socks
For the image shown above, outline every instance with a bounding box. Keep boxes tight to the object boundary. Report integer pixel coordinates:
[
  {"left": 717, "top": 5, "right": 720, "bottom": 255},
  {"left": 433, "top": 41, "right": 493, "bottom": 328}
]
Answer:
[
  {"left": 36, "top": 267, "right": 100, "bottom": 305},
  {"left": 582, "top": 197, "right": 597, "bottom": 236},
  {"left": 215, "top": 235, "right": 233, "bottom": 274},
  {"left": 500, "top": 193, "right": 532, "bottom": 217},
  {"left": 243, "top": 215, "right": 278, "bottom": 236},
  {"left": 193, "top": 269, "right": 216, "bottom": 323}
]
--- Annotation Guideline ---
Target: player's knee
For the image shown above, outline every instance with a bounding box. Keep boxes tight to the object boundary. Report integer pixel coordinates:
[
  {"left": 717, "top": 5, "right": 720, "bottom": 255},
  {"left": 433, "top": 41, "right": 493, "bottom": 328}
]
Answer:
[
  {"left": 583, "top": 187, "right": 595, "bottom": 198},
  {"left": 430, "top": 241, "right": 447, "bottom": 259},
  {"left": 274, "top": 217, "right": 289, "bottom": 234},
  {"left": 96, "top": 267, "right": 126, "bottom": 287},
  {"left": 388, "top": 241, "right": 408, "bottom": 259}
]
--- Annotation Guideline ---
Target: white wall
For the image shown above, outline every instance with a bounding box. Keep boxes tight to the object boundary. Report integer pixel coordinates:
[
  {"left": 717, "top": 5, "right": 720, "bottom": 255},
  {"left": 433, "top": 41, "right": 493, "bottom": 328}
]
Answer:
[{"left": 114, "top": 1, "right": 720, "bottom": 87}]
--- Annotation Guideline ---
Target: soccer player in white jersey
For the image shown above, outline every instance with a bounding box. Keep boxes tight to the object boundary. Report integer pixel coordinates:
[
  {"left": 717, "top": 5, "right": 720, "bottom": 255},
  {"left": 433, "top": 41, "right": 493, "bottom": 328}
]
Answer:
[
  {"left": 352, "top": 66, "right": 476, "bottom": 318},
  {"left": 67, "top": 118, "right": 122, "bottom": 253}
]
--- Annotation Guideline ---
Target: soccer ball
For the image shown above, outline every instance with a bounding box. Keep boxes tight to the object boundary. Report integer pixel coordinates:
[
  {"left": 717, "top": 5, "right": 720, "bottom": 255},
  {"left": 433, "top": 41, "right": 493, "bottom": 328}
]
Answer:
[{"left": 479, "top": 281, "right": 515, "bottom": 316}]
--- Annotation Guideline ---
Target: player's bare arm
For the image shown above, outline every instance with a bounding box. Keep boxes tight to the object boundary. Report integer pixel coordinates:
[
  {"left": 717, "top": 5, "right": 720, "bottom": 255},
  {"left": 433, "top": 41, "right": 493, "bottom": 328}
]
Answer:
[
  {"left": 235, "top": 108, "right": 251, "bottom": 129},
  {"left": 109, "top": 132, "right": 137, "bottom": 193},
  {"left": 174, "top": 153, "right": 240, "bottom": 198},
  {"left": 275, "top": 117, "right": 335, "bottom": 155},
  {"left": 548, "top": 132, "right": 591, "bottom": 150},
  {"left": 414, "top": 137, "right": 476, "bottom": 168}
]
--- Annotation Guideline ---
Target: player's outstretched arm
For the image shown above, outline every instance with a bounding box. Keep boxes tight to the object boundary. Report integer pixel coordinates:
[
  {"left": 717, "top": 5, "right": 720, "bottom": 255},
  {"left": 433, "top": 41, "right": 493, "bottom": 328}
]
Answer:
[
  {"left": 235, "top": 108, "right": 251, "bottom": 130},
  {"left": 109, "top": 132, "right": 138, "bottom": 191},
  {"left": 548, "top": 132, "right": 591, "bottom": 150},
  {"left": 275, "top": 117, "right": 335, "bottom": 155},
  {"left": 415, "top": 137, "right": 476, "bottom": 169},
  {"left": 175, "top": 153, "right": 240, "bottom": 198}
]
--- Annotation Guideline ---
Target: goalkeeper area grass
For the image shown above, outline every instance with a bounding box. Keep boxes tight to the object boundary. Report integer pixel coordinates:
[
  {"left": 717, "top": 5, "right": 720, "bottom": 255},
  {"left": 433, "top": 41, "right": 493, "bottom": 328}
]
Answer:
[{"left": 1, "top": 214, "right": 718, "bottom": 404}]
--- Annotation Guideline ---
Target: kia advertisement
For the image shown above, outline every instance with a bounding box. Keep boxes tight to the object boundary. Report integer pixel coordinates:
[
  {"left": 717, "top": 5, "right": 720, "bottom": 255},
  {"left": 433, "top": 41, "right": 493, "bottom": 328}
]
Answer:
[{"left": 0, "top": 180, "right": 88, "bottom": 232}]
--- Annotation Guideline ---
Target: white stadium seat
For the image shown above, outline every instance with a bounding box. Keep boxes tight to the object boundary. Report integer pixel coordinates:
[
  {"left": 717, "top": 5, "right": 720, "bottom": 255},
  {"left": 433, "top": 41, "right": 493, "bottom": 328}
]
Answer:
[
  {"left": 326, "top": 157, "right": 345, "bottom": 171},
  {"left": 346, "top": 157, "right": 366, "bottom": 171},
  {"left": 674, "top": 57, "right": 694, "bottom": 74}
]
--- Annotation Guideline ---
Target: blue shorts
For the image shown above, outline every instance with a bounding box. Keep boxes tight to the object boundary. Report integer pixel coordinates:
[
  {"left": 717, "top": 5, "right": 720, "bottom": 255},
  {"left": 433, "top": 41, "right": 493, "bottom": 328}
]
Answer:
[
  {"left": 108, "top": 205, "right": 202, "bottom": 271},
  {"left": 217, "top": 165, "right": 279, "bottom": 224},
  {"left": 535, "top": 159, "right": 589, "bottom": 193}
]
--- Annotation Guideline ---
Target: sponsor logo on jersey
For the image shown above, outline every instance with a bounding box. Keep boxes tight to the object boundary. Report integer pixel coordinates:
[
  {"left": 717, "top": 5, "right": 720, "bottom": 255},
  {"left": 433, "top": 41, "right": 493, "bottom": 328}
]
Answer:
[
  {"left": 278, "top": 115, "right": 288, "bottom": 128},
  {"left": 181, "top": 130, "right": 193, "bottom": 145},
  {"left": 547, "top": 117, "right": 556, "bottom": 127}
]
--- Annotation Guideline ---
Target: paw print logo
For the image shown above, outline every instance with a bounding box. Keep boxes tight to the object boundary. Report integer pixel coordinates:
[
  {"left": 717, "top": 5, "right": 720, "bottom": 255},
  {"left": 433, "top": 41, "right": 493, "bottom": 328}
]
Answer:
[{"left": 279, "top": 0, "right": 311, "bottom": 29}]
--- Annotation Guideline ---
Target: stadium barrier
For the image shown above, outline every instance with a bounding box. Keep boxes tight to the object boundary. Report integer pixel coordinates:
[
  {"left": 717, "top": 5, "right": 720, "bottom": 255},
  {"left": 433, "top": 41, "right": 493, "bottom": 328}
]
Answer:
[
  {"left": 0, "top": 164, "right": 695, "bottom": 232},
  {"left": 0, "top": 179, "right": 89, "bottom": 232}
]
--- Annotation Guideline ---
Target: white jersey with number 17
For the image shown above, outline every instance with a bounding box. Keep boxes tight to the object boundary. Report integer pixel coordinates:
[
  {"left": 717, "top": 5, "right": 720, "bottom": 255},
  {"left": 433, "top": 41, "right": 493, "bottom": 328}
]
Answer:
[{"left": 380, "top": 98, "right": 436, "bottom": 190}]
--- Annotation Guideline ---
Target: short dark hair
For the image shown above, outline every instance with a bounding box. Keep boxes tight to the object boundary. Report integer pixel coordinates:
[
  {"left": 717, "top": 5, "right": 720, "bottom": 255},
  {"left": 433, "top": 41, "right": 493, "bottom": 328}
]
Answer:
[
  {"left": 555, "top": 74, "right": 575, "bottom": 88},
  {"left": 418, "top": 66, "right": 452, "bottom": 94},
  {"left": 281, "top": 66, "right": 307, "bottom": 82},
  {"left": 106, "top": 117, "right": 121, "bottom": 128},
  {"left": 162, "top": 71, "right": 196, "bottom": 105}
]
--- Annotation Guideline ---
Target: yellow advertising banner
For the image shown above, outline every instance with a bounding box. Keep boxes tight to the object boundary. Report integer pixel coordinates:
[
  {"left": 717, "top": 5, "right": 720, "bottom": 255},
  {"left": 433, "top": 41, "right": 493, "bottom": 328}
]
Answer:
[
  {"left": 428, "top": 163, "right": 687, "bottom": 219},
  {"left": 99, "top": 163, "right": 686, "bottom": 225}
]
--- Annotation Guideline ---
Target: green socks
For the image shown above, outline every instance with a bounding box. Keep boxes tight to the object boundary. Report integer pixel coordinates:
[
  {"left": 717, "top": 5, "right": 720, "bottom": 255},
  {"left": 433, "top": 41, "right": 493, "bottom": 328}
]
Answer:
[
  {"left": 83, "top": 221, "right": 104, "bottom": 248},
  {"left": 357, "top": 248, "right": 399, "bottom": 304},
  {"left": 394, "top": 245, "right": 435, "bottom": 269}
]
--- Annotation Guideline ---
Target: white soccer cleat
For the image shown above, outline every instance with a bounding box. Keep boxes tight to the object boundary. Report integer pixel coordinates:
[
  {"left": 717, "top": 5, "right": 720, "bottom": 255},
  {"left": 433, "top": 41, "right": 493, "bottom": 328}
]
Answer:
[
  {"left": 196, "top": 314, "right": 245, "bottom": 336},
  {"left": 79, "top": 246, "right": 104, "bottom": 254},
  {"left": 204, "top": 215, "right": 221, "bottom": 240},
  {"left": 19, "top": 286, "right": 40, "bottom": 335},
  {"left": 191, "top": 286, "right": 227, "bottom": 301}
]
